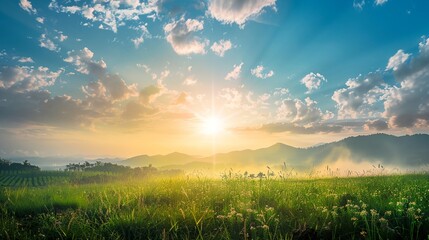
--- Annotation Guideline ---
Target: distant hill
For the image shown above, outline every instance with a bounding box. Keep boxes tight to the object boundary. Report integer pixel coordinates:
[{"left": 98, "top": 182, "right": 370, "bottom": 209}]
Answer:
[{"left": 122, "top": 134, "right": 429, "bottom": 170}]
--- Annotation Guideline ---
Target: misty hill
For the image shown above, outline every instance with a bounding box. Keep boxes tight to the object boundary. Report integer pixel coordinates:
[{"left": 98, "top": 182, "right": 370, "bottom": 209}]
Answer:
[
  {"left": 123, "top": 134, "right": 429, "bottom": 170},
  {"left": 123, "top": 152, "right": 197, "bottom": 168}
]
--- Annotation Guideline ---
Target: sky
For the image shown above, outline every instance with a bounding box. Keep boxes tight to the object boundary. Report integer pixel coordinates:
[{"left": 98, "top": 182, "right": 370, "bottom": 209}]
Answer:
[{"left": 0, "top": 0, "right": 429, "bottom": 158}]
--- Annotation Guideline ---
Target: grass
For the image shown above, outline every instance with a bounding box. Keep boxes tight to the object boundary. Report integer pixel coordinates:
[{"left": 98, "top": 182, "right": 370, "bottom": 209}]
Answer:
[{"left": 0, "top": 172, "right": 428, "bottom": 239}]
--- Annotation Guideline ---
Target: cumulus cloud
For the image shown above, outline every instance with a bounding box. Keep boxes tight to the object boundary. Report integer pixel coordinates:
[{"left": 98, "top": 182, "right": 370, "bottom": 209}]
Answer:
[
  {"left": 251, "top": 65, "right": 274, "bottom": 79},
  {"left": 49, "top": 0, "right": 158, "bottom": 33},
  {"left": 140, "top": 84, "right": 163, "bottom": 105},
  {"left": 39, "top": 34, "right": 60, "bottom": 52},
  {"left": 208, "top": 0, "right": 276, "bottom": 27},
  {"left": 386, "top": 50, "right": 410, "bottom": 71},
  {"left": 18, "top": 57, "right": 34, "bottom": 63},
  {"left": 225, "top": 62, "right": 243, "bottom": 80},
  {"left": 332, "top": 72, "right": 387, "bottom": 119},
  {"left": 0, "top": 66, "right": 62, "bottom": 92},
  {"left": 19, "top": 0, "right": 36, "bottom": 14},
  {"left": 383, "top": 37, "right": 429, "bottom": 128},
  {"left": 0, "top": 65, "right": 96, "bottom": 128},
  {"left": 211, "top": 39, "right": 232, "bottom": 56},
  {"left": 300, "top": 72, "right": 326, "bottom": 93},
  {"left": 364, "top": 119, "right": 388, "bottom": 131},
  {"left": 164, "top": 17, "right": 208, "bottom": 55},
  {"left": 65, "top": 47, "right": 137, "bottom": 102},
  {"left": 36, "top": 17, "right": 44, "bottom": 24},
  {"left": 276, "top": 97, "right": 333, "bottom": 125}
]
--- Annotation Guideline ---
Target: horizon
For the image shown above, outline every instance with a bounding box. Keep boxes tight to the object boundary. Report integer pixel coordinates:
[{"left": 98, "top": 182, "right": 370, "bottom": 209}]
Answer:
[{"left": 1, "top": 0, "right": 429, "bottom": 159}]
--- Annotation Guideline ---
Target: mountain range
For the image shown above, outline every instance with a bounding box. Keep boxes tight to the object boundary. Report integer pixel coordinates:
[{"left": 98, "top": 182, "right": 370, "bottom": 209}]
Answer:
[{"left": 121, "top": 134, "right": 429, "bottom": 171}]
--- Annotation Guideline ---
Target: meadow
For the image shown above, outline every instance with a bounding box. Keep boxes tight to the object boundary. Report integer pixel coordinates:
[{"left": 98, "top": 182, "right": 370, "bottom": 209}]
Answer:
[{"left": 0, "top": 171, "right": 428, "bottom": 239}]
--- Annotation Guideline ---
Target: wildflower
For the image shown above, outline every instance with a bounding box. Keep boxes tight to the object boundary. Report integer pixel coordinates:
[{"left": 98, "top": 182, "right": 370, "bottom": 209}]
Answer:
[
  {"left": 262, "top": 224, "right": 269, "bottom": 230},
  {"left": 362, "top": 203, "right": 367, "bottom": 209},
  {"left": 351, "top": 217, "right": 358, "bottom": 221},
  {"left": 360, "top": 231, "right": 367, "bottom": 237},
  {"left": 370, "top": 209, "right": 378, "bottom": 216},
  {"left": 384, "top": 211, "right": 392, "bottom": 216},
  {"left": 379, "top": 217, "right": 388, "bottom": 224},
  {"left": 360, "top": 210, "right": 368, "bottom": 217}
]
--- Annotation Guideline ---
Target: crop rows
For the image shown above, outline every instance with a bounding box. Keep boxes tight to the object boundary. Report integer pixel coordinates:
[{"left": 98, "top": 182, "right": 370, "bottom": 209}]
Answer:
[{"left": 0, "top": 174, "right": 67, "bottom": 187}]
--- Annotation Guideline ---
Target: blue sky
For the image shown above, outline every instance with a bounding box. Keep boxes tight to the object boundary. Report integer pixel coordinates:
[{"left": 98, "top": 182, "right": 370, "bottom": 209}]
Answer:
[{"left": 0, "top": 0, "right": 429, "bottom": 157}]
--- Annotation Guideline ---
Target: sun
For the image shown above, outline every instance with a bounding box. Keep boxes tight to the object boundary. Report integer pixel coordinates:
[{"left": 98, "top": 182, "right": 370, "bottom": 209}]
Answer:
[{"left": 201, "top": 115, "right": 225, "bottom": 136}]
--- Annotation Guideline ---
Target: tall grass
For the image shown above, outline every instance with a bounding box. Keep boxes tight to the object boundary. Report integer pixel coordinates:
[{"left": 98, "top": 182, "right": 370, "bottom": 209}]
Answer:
[{"left": 0, "top": 174, "right": 428, "bottom": 239}]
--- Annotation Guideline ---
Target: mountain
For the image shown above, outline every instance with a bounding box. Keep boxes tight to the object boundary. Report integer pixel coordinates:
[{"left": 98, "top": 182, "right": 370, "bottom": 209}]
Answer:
[
  {"left": 121, "top": 134, "right": 429, "bottom": 171},
  {"left": 122, "top": 152, "right": 198, "bottom": 168}
]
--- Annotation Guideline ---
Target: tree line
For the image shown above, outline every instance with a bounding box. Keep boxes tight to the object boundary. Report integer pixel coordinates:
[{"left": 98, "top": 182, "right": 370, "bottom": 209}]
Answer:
[{"left": 0, "top": 158, "right": 40, "bottom": 172}]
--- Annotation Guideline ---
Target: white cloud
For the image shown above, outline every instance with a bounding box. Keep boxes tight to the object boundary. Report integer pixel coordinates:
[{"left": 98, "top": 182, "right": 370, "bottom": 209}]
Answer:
[
  {"left": 225, "top": 62, "right": 243, "bottom": 80},
  {"left": 65, "top": 47, "right": 137, "bottom": 101},
  {"left": 19, "top": 0, "right": 36, "bottom": 14},
  {"left": 18, "top": 57, "right": 34, "bottom": 63},
  {"left": 0, "top": 66, "right": 62, "bottom": 92},
  {"left": 183, "top": 77, "right": 197, "bottom": 86},
  {"left": 332, "top": 72, "right": 387, "bottom": 119},
  {"left": 386, "top": 50, "right": 410, "bottom": 71},
  {"left": 375, "top": 0, "right": 388, "bottom": 6},
  {"left": 300, "top": 72, "right": 326, "bottom": 93},
  {"left": 251, "top": 65, "right": 274, "bottom": 79},
  {"left": 36, "top": 17, "right": 44, "bottom": 24},
  {"left": 211, "top": 39, "right": 232, "bottom": 57},
  {"left": 383, "top": 37, "right": 429, "bottom": 128},
  {"left": 277, "top": 97, "right": 333, "bottom": 124},
  {"left": 164, "top": 17, "right": 208, "bottom": 55},
  {"left": 208, "top": 0, "right": 276, "bottom": 27},
  {"left": 49, "top": 0, "right": 158, "bottom": 33},
  {"left": 131, "top": 36, "right": 144, "bottom": 48},
  {"left": 39, "top": 34, "right": 60, "bottom": 52}
]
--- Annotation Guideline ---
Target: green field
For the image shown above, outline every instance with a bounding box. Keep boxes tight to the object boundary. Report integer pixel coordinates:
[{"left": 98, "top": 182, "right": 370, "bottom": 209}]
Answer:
[{"left": 0, "top": 172, "right": 428, "bottom": 239}]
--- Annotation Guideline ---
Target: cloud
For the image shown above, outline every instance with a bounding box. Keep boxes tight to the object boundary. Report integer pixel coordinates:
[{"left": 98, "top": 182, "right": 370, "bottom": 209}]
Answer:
[
  {"left": 65, "top": 47, "right": 137, "bottom": 101},
  {"left": 132, "top": 36, "right": 144, "bottom": 48},
  {"left": 0, "top": 65, "right": 96, "bottom": 128},
  {"left": 164, "top": 17, "right": 208, "bottom": 55},
  {"left": 140, "top": 85, "right": 163, "bottom": 105},
  {"left": 276, "top": 97, "right": 333, "bottom": 125},
  {"left": 375, "top": 0, "right": 388, "bottom": 6},
  {"left": 225, "top": 62, "right": 243, "bottom": 80},
  {"left": 36, "top": 17, "right": 44, "bottom": 24},
  {"left": 122, "top": 101, "right": 158, "bottom": 119},
  {"left": 208, "top": 0, "right": 276, "bottom": 27},
  {"left": 251, "top": 65, "right": 274, "bottom": 79},
  {"left": 211, "top": 39, "right": 232, "bottom": 56},
  {"left": 130, "top": 24, "right": 151, "bottom": 49},
  {"left": 19, "top": 0, "right": 36, "bottom": 14},
  {"left": 353, "top": 0, "right": 365, "bottom": 10},
  {"left": 383, "top": 37, "right": 429, "bottom": 128},
  {"left": 39, "top": 34, "right": 60, "bottom": 52},
  {"left": 0, "top": 66, "right": 62, "bottom": 92},
  {"left": 300, "top": 72, "right": 326, "bottom": 94},
  {"left": 183, "top": 77, "right": 197, "bottom": 86},
  {"left": 255, "top": 122, "right": 343, "bottom": 134},
  {"left": 49, "top": 0, "right": 158, "bottom": 33},
  {"left": 332, "top": 72, "right": 387, "bottom": 119},
  {"left": 364, "top": 119, "right": 388, "bottom": 131},
  {"left": 57, "top": 32, "right": 68, "bottom": 42},
  {"left": 386, "top": 50, "right": 410, "bottom": 71},
  {"left": 18, "top": 57, "right": 34, "bottom": 63}
]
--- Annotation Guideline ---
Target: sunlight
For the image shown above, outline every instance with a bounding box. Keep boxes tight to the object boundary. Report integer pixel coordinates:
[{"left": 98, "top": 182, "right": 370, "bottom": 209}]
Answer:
[{"left": 201, "top": 115, "right": 225, "bottom": 136}]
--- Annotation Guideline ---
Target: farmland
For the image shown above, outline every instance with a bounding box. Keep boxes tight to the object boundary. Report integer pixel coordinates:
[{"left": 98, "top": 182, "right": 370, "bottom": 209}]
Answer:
[{"left": 0, "top": 171, "right": 428, "bottom": 239}]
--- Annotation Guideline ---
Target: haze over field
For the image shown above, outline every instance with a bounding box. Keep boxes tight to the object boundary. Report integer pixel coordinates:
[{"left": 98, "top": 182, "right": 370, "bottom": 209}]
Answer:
[{"left": 1, "top": 0, "right": 429, "bottom": 166}]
